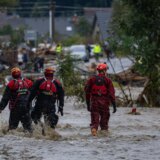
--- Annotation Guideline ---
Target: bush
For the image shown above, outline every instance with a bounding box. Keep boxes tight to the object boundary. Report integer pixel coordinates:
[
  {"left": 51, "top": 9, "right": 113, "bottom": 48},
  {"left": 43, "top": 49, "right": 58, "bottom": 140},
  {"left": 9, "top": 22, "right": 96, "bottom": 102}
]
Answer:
[{"left": 56, "top": 54, "right": 86, "bottom": 102}]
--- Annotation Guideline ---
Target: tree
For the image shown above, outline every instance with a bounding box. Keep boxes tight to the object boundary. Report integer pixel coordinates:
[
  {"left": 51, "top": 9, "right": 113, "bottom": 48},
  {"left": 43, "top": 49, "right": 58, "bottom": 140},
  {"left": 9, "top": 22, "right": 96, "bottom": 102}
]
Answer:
[
  {"left": 75, "top": 17, "right": 92, "bottom": 37},
  {"left": 110, "top": 0, "right": 160, "bottom": 106},
  {"left": 57, "top": 55, "right": 85, "bottom": 102},
  {"left": 0, "top": 0, "right": 17, "bottom": 7},
  {"left": 0, "top": 25, "right": 12, "bottom": 35}
]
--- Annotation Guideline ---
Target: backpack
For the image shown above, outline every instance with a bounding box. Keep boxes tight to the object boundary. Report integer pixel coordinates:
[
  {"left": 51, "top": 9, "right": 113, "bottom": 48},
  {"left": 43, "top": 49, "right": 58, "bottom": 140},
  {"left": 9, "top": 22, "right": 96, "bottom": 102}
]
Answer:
[
  {"left": 39, "top": 78, "right": 57, "bottom": 96},
  {"left": 9, "top": 79, "right": 30, "bottom": 108},
  {"left": 91, "top": 76, "right": 108, "bottom": 96}
]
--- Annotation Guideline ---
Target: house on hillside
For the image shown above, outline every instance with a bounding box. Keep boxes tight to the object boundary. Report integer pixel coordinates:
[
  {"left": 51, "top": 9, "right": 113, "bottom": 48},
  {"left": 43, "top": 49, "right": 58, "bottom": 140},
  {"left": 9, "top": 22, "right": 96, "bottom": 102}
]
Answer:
[
  {"left": 24, "top": 17, "right": 75, "bottom": 38},
  {"left": 0, "top": 9, "right": 112, "bottom": 42},
  {"left": 0, "top": 12, "right": 76, "bottom": 40},
  {"left": 84, "top": 8, "right": 112, "bottom": 41}
]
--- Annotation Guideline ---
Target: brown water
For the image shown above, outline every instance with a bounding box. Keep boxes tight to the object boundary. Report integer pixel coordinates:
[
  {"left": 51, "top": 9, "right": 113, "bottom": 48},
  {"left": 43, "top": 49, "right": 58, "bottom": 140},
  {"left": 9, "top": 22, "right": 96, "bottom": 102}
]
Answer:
[{"left": 0, "top": 99, "right": 160, "bottom": 160}]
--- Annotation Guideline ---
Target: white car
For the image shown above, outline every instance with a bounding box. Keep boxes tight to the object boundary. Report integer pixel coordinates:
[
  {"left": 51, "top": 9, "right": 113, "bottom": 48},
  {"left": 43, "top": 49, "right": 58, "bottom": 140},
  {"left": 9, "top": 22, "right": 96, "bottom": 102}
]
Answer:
[{"left": 70, "top": 45, "right": 89, "bottom": 62}]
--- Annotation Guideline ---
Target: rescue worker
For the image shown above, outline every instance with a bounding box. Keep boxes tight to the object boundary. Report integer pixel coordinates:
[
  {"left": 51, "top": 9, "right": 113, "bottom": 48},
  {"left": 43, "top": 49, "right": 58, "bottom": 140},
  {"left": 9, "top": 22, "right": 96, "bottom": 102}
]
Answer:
[
  {"left": 0, "top": 67, "right": 33, "bottom": 132},
  {"left": 84, "top": 63, "right": 117, "bottom": 136},
  {"left": 55, "top": 43, "right": 63, "bottom": 58},
  {"left": 28, "top": 67, "right": 64, "bottom": 129},
  {"left": 93, "top": 43, "right": 102, "bottom": 62}
]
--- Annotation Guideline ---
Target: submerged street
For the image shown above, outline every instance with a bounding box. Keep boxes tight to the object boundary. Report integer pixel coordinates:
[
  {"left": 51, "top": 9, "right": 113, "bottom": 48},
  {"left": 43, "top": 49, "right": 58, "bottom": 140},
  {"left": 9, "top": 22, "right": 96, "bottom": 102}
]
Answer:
[{"left": 0, "top": 98, "right": 160, "bottom": 160}]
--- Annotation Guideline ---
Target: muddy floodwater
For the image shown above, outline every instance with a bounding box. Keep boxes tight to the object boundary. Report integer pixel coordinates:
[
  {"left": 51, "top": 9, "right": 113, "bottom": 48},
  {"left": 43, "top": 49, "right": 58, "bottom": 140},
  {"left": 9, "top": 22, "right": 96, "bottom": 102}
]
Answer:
[{"left": 0, "top": 98, "right": 160, "bottom": 160}]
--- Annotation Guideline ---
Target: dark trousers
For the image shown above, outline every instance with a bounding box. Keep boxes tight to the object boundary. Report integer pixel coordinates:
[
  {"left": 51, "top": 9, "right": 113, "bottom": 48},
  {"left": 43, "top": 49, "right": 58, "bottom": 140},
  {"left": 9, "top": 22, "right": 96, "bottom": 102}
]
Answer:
[
  {"left": 31, "top": 103, "right": 58, "bottom": 129},
  {"left": 9, "top": 106, "right": 32, "bottom": 132}
]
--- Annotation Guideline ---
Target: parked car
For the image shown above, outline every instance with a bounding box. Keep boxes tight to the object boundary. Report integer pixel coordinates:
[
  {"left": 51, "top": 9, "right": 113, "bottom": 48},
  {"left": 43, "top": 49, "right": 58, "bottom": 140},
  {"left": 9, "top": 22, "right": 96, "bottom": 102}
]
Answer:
[{"left": 70, "top": 45, "right": 89, "bottom": 62}]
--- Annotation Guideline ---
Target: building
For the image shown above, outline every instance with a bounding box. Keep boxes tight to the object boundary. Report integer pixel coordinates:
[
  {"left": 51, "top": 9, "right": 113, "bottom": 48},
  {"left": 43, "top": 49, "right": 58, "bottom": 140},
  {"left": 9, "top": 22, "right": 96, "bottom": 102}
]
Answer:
[
  {"left": 0, "top": 8, "right": 112, "bottom": 42},
  {"left": 84, "top": 8, "right": 112, "bottom": 41},
  {"left": 0, "top": 12, "right": 75, "bottom": 39}
]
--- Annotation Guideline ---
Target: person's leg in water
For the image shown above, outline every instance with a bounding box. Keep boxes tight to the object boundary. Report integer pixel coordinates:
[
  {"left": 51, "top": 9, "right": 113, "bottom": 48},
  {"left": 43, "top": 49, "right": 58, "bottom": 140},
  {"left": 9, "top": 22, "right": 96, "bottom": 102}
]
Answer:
[
  {"left": 8, "top": 109, "right": 20, "bottom": 131},
  {"left": 21, "top": 111, "right": 33, "bottom": 133},
  {"left": 44, "top": 106, "right": 59, "bottom": 129},
  {"left": 42, "top": 108, "right": 58, "bottom": 136},
  {"left": 90, "top": 100, "right": 100, "bottom": 136},
  {"left": 99, "top": 103, "right": 110, "bottom": 135},
  {"left": 31, "top": 106, "right": 45, "bottom": 135},
  {"left": 31, "top": 106, "right": 42, "bottom": 125}
]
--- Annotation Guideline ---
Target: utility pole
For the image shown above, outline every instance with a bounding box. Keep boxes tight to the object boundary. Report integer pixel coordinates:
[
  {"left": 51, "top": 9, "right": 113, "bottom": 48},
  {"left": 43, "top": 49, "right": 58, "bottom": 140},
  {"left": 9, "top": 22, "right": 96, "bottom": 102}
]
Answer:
[{"left": 49, "top": 0, "right": 55, "bottom": 42}]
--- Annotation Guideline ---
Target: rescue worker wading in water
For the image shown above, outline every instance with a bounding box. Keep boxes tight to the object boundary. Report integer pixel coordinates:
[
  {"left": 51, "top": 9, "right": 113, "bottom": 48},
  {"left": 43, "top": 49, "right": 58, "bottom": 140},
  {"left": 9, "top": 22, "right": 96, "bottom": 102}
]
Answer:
[
  {"left": 0, "top": 67, "right": 33, "bottom": 133},
  {"left": 28, "top": 67, "right": 64, "bottom": 130},
  {"left": 84, "top": 63, "right": 117, "bottom": 136}
]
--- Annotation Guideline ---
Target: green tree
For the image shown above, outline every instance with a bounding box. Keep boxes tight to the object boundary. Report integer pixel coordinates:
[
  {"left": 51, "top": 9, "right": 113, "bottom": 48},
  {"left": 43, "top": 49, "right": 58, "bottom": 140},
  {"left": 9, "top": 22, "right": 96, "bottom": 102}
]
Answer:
[
  {"left": 11, "top": 26, "right": 25, "bottom": 45},
  {"left": 0, "top": 25, "right": 12, "bottom": 35},
  {"left": 57, "top": 55, "right": 85, "bottom": 102},
  {"left": 110, "top": 0, "right": 160, "bottom": 106},
  {"left": 0, "top": 0, "right": 17, "bottom": 7},
  {"left": 75, "top": 17, "right": 92, "bottom": 37}
]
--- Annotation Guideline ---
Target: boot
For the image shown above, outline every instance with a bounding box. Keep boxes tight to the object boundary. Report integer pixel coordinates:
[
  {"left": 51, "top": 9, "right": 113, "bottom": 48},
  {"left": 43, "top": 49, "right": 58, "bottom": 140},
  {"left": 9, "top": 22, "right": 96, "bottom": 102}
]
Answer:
[{"left": 91, "top": 128, "right": 97, "bottom": 136}]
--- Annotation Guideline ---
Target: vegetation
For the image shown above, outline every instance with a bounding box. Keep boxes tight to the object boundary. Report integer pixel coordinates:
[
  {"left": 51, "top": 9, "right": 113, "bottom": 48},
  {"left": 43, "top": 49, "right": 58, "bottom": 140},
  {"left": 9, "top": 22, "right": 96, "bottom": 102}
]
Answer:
[
  {"left": 0, "top": 25, "right": 25, "bottom": 45},
  {"left": 57, "top": 55, "right": 86, "bottom": 102},
  {"left": 0, "top": 25, "right": 12, "bottom": 35},
  {"left": 62, "top": 35, "right": 86, "bottom": 46},
  {"left": 75, "top": 17, "right": 92, "bottom": 37},
  {"left": 109, "top": 0, "right": 160, "bottom": 106},
  {"left": 0, "top": 0, "right": 17, "bottom": 7}
]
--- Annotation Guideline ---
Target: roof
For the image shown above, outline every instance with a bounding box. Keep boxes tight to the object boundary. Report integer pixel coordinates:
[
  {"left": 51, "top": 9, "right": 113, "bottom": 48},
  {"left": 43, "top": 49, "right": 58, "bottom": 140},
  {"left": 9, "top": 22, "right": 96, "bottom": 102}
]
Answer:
[
  {"left": 19, "top": 17, "right": 75, "bottom": 37},
  {"left": 0, "top": 12, "right": 75, "bottom": 37},
  {"left": 95, "top": 10, "right": 112, "bottom": 40},
  {"left": 84, "top": 8, "right": 112, "bottom": 40}
]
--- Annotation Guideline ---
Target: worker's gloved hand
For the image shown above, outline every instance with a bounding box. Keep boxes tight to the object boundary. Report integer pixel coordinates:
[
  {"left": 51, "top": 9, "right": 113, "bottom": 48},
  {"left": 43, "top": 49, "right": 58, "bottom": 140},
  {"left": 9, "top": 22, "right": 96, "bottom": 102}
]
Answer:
[
  {"left": 86, "top": 100, "right": 91, "bottom": 112},
  {"left": 112, "top": 101, "right": 117, "bottom": 113},
  {"left": 58, "top": 106, "right": 63, "bottom": 116}
]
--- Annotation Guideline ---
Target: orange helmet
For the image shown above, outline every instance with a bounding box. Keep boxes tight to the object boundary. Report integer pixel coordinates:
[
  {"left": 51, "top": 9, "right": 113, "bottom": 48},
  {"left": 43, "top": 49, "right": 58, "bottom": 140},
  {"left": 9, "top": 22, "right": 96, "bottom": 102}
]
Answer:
[
  {"left": 11, "top": 67, "right": 21, "bottom": 78},
  {"left": 44, "top": 67, "right": 55, "bottom": 77},
  {"left": 96, "top": 63, "right": 108, "bottom": 71}
]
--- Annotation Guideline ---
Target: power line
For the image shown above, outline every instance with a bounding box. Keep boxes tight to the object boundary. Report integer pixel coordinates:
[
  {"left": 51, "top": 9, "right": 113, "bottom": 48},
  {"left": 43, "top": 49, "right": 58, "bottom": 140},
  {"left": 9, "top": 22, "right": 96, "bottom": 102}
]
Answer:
[
  {"left": 6, "top": 6, "right": 83, "bottom": 9},
  {"left": 6, "top": 10, "right": 83, "bottom": 14},
  {"left": 2, "top": 6, "right": 83, "bottom": 11},
  {"left": 4, "top": 6, "right": 49, "bottom": 10},
  {"left": 18, "top": 2, "right": 51, "bottom": 4},
  {"left": 56, "top": 5, "right": 82, "bottom": 9},
  {"left": 18, "top": 1, "right": 83, "bottom": 9}
]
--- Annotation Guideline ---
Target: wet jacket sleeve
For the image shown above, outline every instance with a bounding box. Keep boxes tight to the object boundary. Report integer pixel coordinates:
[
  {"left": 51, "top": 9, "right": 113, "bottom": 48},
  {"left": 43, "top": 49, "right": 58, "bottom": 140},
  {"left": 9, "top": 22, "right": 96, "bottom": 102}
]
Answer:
[
  {"left": 54, "top": 80, "right": 64, "bottom": 107},
  {"left": 84, "top": 77, "right": 93, "bottom": 102},
  {"left": 0, "top": 86, "right": 11, "bottom": 110},
  {"left": 28, "top": 79, "right": 43, "bottom": 103},
  {"left": 107, "top": 78, "right": 116, "bottom": 103}
]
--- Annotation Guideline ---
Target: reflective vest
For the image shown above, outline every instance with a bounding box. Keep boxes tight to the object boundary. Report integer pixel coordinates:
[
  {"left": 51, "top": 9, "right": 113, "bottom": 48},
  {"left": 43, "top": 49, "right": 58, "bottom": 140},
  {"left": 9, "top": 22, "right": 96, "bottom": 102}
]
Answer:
[
  {"left": 93, "top": 45, "right": 101, "bottom": 54},
  {"left": 56, "top": 45, "right": 62, "bottom": 54}
]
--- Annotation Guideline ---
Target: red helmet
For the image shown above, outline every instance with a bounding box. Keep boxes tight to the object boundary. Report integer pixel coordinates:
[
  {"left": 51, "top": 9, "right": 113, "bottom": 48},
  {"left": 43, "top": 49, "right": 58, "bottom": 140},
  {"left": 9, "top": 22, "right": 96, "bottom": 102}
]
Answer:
[
  {"left": 44, "top": 67, "right": 55, "bottom": 77},
  {"left": 96, "top": 63, "right": 108, "bottom": 71},
  {"left": 11, "top": 67, "right": 21, "bottom": 78}
]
